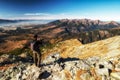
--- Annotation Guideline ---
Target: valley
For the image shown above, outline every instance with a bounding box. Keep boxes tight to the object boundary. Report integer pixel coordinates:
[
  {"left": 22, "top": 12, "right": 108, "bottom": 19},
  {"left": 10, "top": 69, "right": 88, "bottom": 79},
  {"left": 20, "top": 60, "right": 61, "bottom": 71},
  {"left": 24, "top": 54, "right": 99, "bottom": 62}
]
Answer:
[{"left": 0, "top": 19, "right": 120, "bottom": 54}]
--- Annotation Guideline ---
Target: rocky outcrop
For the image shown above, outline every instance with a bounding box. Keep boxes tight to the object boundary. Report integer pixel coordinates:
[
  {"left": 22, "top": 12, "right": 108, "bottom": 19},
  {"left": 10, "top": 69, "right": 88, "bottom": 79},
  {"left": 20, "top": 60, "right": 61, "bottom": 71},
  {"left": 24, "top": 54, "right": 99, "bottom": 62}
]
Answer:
[
  {"left": 1, "top": 52, "right": 120, "bottom": 80},
  {"left": 78, "top": 28, "right": 120, "bottom": 44}
]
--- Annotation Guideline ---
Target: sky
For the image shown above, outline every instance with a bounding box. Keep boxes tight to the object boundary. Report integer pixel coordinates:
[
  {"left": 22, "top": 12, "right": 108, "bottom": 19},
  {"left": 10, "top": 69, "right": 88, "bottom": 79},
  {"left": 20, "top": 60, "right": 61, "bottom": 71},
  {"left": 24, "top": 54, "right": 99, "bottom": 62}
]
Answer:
[{"left": 0, "top": 0, "right": 120, "bottom": 21}]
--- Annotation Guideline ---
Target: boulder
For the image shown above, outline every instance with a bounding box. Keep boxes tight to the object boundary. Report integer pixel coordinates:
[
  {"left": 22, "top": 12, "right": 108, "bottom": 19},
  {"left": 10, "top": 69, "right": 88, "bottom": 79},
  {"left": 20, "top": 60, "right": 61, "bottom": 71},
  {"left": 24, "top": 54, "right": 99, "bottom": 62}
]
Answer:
[{"left": 21, "top": 65, "right": 40, "bottom": 80}]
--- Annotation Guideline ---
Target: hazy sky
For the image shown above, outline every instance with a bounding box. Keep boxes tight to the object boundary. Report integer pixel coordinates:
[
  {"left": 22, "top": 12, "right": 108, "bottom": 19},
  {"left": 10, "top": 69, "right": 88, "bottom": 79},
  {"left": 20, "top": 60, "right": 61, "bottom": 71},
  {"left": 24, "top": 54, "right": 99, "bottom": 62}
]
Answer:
[{"left": 0, "top": 0, "right": 120, "bottom": 21}]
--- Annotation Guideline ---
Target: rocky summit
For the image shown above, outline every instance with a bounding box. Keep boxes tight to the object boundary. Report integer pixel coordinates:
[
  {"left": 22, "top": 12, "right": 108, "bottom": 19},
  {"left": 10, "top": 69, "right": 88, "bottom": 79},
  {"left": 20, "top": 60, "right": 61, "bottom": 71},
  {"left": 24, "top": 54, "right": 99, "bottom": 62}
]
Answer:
[{"left": 0, "top": 36, "right": 120, "bottom": 80}]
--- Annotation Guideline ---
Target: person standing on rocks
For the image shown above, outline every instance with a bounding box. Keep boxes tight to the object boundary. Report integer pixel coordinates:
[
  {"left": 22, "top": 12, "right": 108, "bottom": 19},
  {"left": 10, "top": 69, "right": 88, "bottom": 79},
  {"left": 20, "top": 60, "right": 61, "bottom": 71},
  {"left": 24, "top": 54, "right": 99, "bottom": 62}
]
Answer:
[
  {"left": 22, "top": 34, "right": 44, "bottom": 67},
  {"left": 31, "top": 34, "right": 44, "bottom": 67}
]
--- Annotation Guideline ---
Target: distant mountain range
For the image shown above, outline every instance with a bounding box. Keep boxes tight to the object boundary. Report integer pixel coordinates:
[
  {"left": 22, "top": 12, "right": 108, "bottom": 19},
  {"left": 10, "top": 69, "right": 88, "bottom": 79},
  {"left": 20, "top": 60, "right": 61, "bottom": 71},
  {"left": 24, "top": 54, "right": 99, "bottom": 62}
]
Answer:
[
  {"left": 48, "top": 19, "right": 120, "bottom": 32},
  {"left": 0, "top": 18, "right": 120, "bottom": 29},
  {"left": 34, "top": 19, "right": 120, "bottom": 43},
  {"left": 0, "top": 19, "right": 19, "bottom": 23}
]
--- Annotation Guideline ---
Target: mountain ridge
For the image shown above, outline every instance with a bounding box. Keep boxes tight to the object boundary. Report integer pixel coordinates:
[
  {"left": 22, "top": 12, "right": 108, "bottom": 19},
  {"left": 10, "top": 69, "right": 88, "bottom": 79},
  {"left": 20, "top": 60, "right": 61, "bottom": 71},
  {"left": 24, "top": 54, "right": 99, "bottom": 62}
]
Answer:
[{"left": 48, "top": 19, "right": 120, "bottom": 31}]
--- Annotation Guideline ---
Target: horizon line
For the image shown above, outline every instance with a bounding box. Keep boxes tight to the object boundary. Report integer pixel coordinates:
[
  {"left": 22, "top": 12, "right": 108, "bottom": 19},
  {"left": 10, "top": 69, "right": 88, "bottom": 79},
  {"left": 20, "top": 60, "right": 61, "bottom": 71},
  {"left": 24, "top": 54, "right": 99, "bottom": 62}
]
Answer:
[{"left": 0, "top": 18, "right": 120, "bottom": 22}]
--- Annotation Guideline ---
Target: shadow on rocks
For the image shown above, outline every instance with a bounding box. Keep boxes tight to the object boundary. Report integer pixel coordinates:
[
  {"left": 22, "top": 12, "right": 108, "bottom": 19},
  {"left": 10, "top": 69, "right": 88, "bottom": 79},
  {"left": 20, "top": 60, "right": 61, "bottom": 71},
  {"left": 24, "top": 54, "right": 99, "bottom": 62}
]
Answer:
[
  {"left": 0, "top": 54, "right": 33, "bottom": 66},
  {"left": 55, "top": 57, "right": 80, "bottom": 64},
  {"left": 40, "top": 57, "right": 80, "bottom": 67},
  {"left": 39, "top": 70, "right": 51, "bottom": 79}
]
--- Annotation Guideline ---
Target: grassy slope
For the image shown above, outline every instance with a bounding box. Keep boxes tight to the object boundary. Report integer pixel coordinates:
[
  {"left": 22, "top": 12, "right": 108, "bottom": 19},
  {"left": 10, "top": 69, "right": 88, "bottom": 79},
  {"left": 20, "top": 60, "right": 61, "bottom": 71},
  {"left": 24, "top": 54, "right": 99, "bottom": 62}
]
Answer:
[{"left": 43, "top": 36, "right": 120, "bottom": 60}]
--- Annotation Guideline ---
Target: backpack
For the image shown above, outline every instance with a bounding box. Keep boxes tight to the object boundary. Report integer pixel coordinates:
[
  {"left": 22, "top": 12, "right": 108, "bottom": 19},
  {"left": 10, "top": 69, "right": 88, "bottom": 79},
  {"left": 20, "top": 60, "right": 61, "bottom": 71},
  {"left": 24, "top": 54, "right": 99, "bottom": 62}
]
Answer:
[
  {"left": 30, "top": 41, "right": 39, "bottom": 51},
  {"left": 30, "top": 40, "right": 43, "bottom": 51}
]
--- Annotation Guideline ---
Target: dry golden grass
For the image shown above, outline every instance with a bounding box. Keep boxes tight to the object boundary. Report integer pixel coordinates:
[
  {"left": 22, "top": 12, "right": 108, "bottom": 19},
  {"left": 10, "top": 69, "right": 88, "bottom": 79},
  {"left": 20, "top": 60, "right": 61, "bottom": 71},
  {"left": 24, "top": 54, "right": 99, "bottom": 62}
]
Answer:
[
  {"left": 64, "top": 70, "right": 72, "bottom": 80},
  {"left": 42, "top": 39, "right": 82, "bottom": 59},
  {"left": 42, "top": 36, "right": 120, "bottom": 61},
  {"left": 0, "top": 40, "right": 27, "bottom": 53},
  {"left": 0, "top": 64, "right": 16, "bottom": 71},
  {"left": 43, "top": 28, "right": 64, "bottom": 38},
  {"left": 40, "top": 25, "right": 56, "bottom": 31},
  {"left": 75, "top": 69, "right": 87, "bottom": 80},
  {"left": 75, "top": 68, "right": 103, "bottom": 80}
]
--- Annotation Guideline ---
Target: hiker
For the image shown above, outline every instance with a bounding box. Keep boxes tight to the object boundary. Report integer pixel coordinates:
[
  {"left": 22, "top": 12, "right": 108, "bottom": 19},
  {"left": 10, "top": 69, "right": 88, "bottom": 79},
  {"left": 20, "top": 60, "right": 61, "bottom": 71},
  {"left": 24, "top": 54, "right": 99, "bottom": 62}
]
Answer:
[
  {"left": 31, "top": 34, "right": 44, "bottom": 67},
  {"left": 22, "top": 34, "right": 44, "bottom": 67}
]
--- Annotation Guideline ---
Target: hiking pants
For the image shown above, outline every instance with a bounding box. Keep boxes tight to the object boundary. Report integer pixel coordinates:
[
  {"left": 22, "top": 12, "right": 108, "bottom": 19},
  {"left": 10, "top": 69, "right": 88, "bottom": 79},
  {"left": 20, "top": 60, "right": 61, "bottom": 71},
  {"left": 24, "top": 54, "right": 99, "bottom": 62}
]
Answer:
[{"left": 33, "top": 51, "right": 41, "bottom": 67}]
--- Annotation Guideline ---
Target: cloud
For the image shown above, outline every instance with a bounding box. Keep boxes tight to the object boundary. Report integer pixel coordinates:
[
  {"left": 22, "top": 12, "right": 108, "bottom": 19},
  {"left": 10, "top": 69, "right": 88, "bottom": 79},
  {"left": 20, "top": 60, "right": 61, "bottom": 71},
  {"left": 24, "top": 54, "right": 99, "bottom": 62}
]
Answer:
[
  {"left": 24, "top": 13, "right": 50, "bottom": 16},
  {"left": 7, "top": 12, "right": 120, "bottom": 21},
  {"left": 10, "top": 13, "right": 75, "bottom": 20},
  {"left": 6, "top": 12, "right": 88, "bottom": 20}
]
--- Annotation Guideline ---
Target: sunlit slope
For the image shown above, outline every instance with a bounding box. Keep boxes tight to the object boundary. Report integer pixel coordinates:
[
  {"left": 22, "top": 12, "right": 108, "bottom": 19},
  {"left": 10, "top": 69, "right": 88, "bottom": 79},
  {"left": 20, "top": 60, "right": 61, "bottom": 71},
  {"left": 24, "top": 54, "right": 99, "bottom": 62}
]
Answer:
[
  {"left": 67, "top": 36, "right": 120, "bottom": 59},
  {"left": 43, "top": 36, "right": 120, "bottom": 59}
]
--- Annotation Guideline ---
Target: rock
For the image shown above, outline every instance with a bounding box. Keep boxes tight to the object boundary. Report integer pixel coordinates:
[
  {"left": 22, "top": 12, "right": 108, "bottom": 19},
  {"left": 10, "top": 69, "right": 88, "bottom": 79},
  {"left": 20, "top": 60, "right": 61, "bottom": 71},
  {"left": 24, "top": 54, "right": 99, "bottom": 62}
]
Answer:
[
  {"left": 0, "top": 54, "right": 9, "bottom": 62},
  {"left": 22, "top": 65, "right": 41, "bottom": 80},
  {"left": 111, "top": 72, "right": 120, "bottom": 80},
  {"left": 96, "top": 67, "right": 109, "bottom": 76},
  {"left": 80, "top": 72, "right": 95, "bottom": 80},
  {"left": 86, "top": 56, "right": 100, "bottom": 67},
  {"left": 42, "top": 53, "right": 60, "bottom": 64},
  {"left": 18, "top": 53, "right": 27, "bottom": 58},
  {"left": 51, "top": 70, "right": 65, "bottom": 80},
  {"left": 95, "top": 60, "right": 113, "bottom": 80},
  {"left": 0, "top": 62, "right": 30, "bottom": 80},
  {"left": 115, "top": 62, "right": 120, "bottom": 71},
  {"left": 0, "top": 72, "right": 4, "bottom": 78},
  {"left": 16, "top": 71, "right": 22, "bottom": 80}
]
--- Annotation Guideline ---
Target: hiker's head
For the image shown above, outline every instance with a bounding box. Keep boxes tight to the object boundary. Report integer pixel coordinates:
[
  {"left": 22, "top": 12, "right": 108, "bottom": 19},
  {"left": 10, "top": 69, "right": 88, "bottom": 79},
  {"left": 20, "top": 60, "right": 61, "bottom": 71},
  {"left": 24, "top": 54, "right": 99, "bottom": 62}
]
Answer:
[{"left": 33, "top": 34, "right": 38, "bottom": 40}]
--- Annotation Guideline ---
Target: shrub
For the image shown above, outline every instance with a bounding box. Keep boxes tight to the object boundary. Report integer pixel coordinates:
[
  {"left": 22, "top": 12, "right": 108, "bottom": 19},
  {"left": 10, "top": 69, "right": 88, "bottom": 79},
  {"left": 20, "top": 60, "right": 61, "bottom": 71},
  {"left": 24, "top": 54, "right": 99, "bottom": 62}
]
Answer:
[
  {"left": 0, "top": 52, "right": 4, "bottom": 56},
  {"left": 8, "top": 48, "right": 23, "bottom": 55}
]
